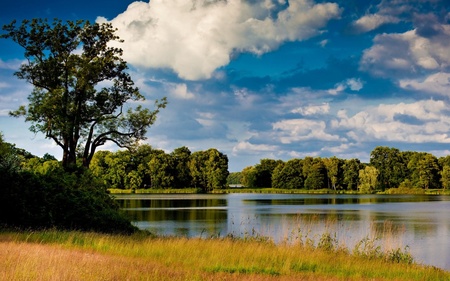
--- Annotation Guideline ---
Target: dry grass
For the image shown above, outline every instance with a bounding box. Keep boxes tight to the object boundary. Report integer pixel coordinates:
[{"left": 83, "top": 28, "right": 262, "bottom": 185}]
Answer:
[
  {"left": 0, "top": 231, "right": 448, "bottom": 281},
  {"left": 0, "top": 241, "right": 344, "bottom": 281}
]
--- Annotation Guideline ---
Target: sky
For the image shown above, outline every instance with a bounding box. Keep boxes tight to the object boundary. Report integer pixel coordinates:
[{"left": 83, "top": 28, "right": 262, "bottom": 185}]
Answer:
[{"left": 1, "top": 0, "right": 450, "bottom": 172}]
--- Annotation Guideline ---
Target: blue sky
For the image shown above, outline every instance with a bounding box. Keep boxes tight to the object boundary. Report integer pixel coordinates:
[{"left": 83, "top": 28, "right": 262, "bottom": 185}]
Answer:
[{"left": 1, "top": 0, "right": 450, "bottom": 171}]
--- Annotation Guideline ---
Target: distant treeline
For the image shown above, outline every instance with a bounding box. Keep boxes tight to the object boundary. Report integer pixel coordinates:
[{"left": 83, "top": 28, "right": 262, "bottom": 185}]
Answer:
[
  {"left": 4, "top": 138, "right": 450, "bottom": 192},
  {"left": 229, "top": 146, "right": 450, "bottom": 192}
]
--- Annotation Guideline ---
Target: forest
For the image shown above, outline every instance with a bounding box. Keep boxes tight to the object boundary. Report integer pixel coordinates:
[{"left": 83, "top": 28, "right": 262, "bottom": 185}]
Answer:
[{"left": 234, "top": 146, "right": 450, "bottom": 192}]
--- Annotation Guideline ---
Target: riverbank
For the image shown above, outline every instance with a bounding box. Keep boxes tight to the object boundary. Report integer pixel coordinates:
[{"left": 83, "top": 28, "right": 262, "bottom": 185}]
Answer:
[
  {"left": 0, "top": 230, "right": 448, "bottom": 281},
  {"left": 108, "top": 187, "right": 450, "bottom": 195}
]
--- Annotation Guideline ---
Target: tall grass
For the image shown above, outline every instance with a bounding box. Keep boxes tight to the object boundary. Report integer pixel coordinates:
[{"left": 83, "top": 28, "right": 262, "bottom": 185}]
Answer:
[{"left": 1, "top": 229, "right": 448, "bottom": 281}]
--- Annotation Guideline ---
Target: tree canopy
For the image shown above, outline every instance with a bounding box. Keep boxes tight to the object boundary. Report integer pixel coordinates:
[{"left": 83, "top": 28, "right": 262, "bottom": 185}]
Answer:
[{"left": 1, "top": 18, "right": 166, "bottom": 170}]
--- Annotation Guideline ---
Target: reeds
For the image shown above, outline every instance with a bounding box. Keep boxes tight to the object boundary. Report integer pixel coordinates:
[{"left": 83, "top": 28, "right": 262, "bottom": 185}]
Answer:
[{"left": 0, "top": 227, "right": 448, "bottom": 281}]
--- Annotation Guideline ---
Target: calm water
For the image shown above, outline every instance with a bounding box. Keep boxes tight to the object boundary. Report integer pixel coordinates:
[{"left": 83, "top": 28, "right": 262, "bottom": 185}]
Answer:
[{"left": 115, "top": 193, "right": 450, "bottom": 270}]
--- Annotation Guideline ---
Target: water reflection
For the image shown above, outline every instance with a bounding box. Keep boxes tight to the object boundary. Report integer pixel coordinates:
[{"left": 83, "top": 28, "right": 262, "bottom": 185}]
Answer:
[{"left": 115, "top": 193, "right": 450, "bottom": 270}]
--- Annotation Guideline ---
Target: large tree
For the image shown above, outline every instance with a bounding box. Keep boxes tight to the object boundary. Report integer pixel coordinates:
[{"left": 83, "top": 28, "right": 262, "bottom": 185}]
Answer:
[
  {"left": 370, "top": 146, "right": 406, "bottom": 190},
  {"left": 1, "top": 19, "right": 166, "bottom": 170}
]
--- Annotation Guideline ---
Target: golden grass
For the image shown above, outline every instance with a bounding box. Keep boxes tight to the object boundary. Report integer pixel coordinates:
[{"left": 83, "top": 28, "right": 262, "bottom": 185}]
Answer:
[{"left": 1, "top": 230, "right": 449, "bottom": 281}]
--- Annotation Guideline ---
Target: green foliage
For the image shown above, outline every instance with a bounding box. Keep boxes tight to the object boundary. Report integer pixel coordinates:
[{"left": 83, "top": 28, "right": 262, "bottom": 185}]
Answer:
[
  {"left": 352, "top": 236, "right": 382, "bottom": 259},
  {"left": 370, "top": 147, "right": 406, "bottom": 190},
  {"left": 1, "top": 18, "right": 166, "bottom": 170},
  {"left": 417, "top": 154, "right": 440, "bottom": 189},
  {"left": 226, "top": 172, "right": 242, "bottom": 185},
  {"left": 0, "top": 136, "right": 22, "bottom": 174},
  {"left": 272, "top": 159, "right": 304, "bottom": 189},
  {"left": 342, "top": 158, "right": 361, "bottom": 190},
  {"left": 171, "top": 146, "right": 192, "bottom": 188},
  {"left": 0, "top": 135, "right": 135, "bottom": 233},
  {"left": 386, "top": 247, "right": 414, "bottom": 264},
  {"left": 253, "top": 159, "right": 283, "bottom": 188},
  {"left": 88, "top": 145, "right": 228, "bottom": 191},
  {"left": 317, "top": 232, "right": 339, "bottom": 252},
  {"left": 304, "top": 158, "right": 327, "bottom": 190},
  {"left": 0, "top": 166, "right": 136, "bottom": 233},
  {"left": 323, "top": 157, "right": 344, "bottom": 190},
  {"left": 358, "top": 166, "right": 378, "bottom": 193},
  {"left": 441, "top": 165, "right": 450, "bottom": 189},
  {"left": 148, "top": 152, "right": 175, "bottom": 188},
  {"left": 241, "top": 166, "right": 258, "bottom": 188},
  {"left": 189, "top": 148, "right": 229, "bottom": 192}
]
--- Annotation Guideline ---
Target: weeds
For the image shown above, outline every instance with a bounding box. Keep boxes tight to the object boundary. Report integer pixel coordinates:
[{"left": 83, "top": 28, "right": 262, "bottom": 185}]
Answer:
[
  {"left": 353, "top": 236, "right": 383, "bottom": 259},
  {"left": 386, "top": 246, "right": 414, "bottom": 264}
]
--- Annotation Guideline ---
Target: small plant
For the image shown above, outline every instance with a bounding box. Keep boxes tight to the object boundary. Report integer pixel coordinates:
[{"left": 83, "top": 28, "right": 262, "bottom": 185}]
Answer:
[
  {"left": 317, "top": 232, "right": 338, "bottom": 252},
  {"left": 386, "top": 246, "right": 414, "bottom": 264},
  {"left": 352, "top": 236, "right": 382, "bottom": 259}
]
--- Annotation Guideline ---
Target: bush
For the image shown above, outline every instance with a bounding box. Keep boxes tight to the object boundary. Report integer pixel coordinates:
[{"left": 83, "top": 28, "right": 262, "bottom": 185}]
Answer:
[{"left": 0, "top": 166, "right": 137, "bottom": 234}]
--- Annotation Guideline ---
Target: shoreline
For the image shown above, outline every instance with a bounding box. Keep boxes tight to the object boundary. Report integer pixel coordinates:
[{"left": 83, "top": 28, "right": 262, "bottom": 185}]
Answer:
[{"left": 109, "top": 187, "right": 450, "bottom": 195}]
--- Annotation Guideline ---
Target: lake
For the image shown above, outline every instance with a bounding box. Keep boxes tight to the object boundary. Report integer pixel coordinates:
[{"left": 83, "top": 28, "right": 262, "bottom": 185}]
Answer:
[{"left": 115, "top": 193, "right": 450, "bottom": 270}]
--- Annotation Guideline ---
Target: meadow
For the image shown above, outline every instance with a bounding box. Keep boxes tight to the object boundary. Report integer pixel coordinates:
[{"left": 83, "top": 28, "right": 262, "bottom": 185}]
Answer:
[{"left": 1, "top": 230, "right": 449, "bottom": 281}]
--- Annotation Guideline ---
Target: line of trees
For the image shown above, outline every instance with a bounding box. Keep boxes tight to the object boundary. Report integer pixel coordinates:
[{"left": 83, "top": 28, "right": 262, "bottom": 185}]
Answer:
[
  {"left": 12, "top": 143, "right": 229, "bottom": 192},
  {"left": 234, "top": 146, "right": 450, "bottom": 192},
  {"left": 89, "top": 145, "right": 229, "bottom": 192}
]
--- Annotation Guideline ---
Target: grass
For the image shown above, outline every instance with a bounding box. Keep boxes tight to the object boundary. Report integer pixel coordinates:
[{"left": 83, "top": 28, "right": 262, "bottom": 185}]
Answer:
[
  {"left": 109, "top": 188, "right": 201, "bottom": 194},
  {"left": 1, "top": 229, "right": 449, "bottom": 281},
  {"left": 109, "top": 187, "right": 450, "bottom": 195},
  {"left": 109, "top": 187, "right": 350, "bottom": 194}
]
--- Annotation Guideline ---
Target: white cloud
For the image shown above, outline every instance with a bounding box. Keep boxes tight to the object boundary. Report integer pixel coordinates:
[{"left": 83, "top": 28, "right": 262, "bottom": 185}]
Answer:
[
  {"left": 0, "top": 59, "right": 23, "bottom": 70},
  {"left": 351, "top": 13, "right": 399, "bottom": 33},
  {"left": 99, "top": 0, "right": 341, "bottom": 80},
  {"left": 327, "top": 83, "right": 346, "bottom": 95},
  {"left": 360, "top": 25, "right": 450, "bottom": 77},
  {"left": 226, "top": 121, "right": 256, "bottom": 142},
  {"left": 399, "top": 72, "right": 450, "bottom": 96},
  {"left": 0, "top": 109, "right": 10, "bottom": 117},
  {"left": 328, "top": 78, "right": 364, "bottom": 95},
  {"left": 291, "top": 103, "right": 330, "bottom": 115},
  {"left": 332, "top": 99, "right": 450, "bottom": 143},
  {"left": 233, "top": 88, "right": 259, "bottom": 108},
  {"left": 272, "top": 119, "right": 340, "bottom": 143},
  {"left": 319, "top": 39, "right": 328, "bottom": 47},
  {"left": 195, "top": 111, "right": 217, "bottom": 127},
  {"left": 169, "top": 83, "right": 196, "bottom": 100},
  {"left": 232, "top": 141, "right": 278, "bottom": 154},
  {"left": 347, "top": 78, "right": 364, "bottom": 91}
]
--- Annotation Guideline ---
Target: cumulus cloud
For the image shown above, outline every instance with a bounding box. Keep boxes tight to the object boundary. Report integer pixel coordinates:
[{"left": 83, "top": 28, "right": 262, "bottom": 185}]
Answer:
[
  {"left": 331, "top": 100, "right": 450, "bottom": 143},
  {"left": 360, "top": 25, "right": 450, "bottom": 78},
  {"left": 272, "top": 119, "right": 340, "bottom": 143},
  {"left": 399, "top": 72, "right": 450, "bottom": 96},
  {"left": 350, "top": 14, "right": 399, "bottom": 33},
  {"left": 99, "top": 0, "right": 341, "bottom": 80}
]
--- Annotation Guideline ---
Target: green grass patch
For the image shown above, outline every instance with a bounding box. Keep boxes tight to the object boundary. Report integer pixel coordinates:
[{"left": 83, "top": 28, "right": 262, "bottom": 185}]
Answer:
[
  {"left": 109, "top": 188, "right": 202, "bottom": 194},
  {"left": 109, "top": 187, "right": 450, "bottom": 195}
]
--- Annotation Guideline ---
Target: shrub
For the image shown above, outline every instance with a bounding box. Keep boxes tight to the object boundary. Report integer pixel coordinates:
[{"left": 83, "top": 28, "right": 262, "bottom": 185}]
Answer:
[{"left": 0, "top": 166, "right": 136, "bottom": 234}]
